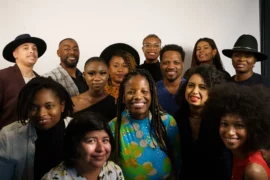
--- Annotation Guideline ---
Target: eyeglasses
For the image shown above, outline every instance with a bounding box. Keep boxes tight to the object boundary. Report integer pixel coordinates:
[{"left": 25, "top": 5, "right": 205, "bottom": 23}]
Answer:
[{"left": 143, "top": 43, "right": 161, "bottom": 49}]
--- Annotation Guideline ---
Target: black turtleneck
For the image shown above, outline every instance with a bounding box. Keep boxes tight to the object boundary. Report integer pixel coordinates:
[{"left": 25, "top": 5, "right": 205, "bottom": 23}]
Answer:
[{"left": 34, "top": 119, "right": 65, "bottom": 180}]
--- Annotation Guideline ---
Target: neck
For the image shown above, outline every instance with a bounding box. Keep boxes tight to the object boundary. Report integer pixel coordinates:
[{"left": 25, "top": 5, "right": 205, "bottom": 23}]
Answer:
[
  {"left": 60, "top": 63, "right": 77, "bottom": 78},
  {"left": 235, "top": 71, "right": 253, "bottom": 81},
  {"left": 88, "top": 89, "right": 106, "bottom": 98},
  {"left": 16, "top": 63, "right": 34, "bottom": 78},
  {"left": 232, "top": 148, "right": 247, "bottom": 159},
  {"left": 189, "top": 106, "right": 202, "bottom": 118},
  {"left": 163, "top": 77, "right": 182, "bottom": 95},
  {"left": 145, "top": 59, "right": 158, "bottom": 64},
  {"left": 75, "top": 163, "right": 101, "bottom": 180},
  {"left": 111, "top": 80, "right": 120, "bottom": 87}
]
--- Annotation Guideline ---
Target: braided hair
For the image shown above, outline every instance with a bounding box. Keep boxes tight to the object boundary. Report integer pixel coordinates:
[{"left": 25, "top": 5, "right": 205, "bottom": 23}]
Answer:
[
  {"left": 114, "top": 69, "right": 175, "bottom": 168},
  {"left": 17, "top": 77, "right": 73, "bottom": 125}
]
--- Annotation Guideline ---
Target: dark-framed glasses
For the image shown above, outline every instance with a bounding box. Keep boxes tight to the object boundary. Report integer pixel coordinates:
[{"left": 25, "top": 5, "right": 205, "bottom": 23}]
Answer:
[{"left": 143, "top": 43, "right": 161, "bottom": 49}]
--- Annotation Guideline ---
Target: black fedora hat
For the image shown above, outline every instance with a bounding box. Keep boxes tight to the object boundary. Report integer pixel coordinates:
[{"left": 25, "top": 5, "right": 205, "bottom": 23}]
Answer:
[
  {"left": 100, "top": 43, "right": 140, "bottom": 66},
  {"left": 3, "top": 33, "right": 47, "bottom": 63},
  {"left": 222, "top": 34, "right": 267, "bottom": 61}
]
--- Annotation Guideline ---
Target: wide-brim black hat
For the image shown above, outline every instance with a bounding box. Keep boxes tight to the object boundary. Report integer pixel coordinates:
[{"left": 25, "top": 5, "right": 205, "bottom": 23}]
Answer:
[
  {"left": 100, "top": 43, "right": 140, "bottom": 66},
  {"left": 3, "top": 33, "right": 47, "bottom": 62},
  {"left": 222, "top": 34, "right": 267, "bottom": 61}
]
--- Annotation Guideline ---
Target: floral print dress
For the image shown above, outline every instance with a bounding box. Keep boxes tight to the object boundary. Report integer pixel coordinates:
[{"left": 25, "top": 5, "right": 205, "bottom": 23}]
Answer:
[
  {"left": 42, "top": 161, "right": 124, "bottom": 180},
  {"left": 109, "top": 110, "right": 181, "bottom": 180}
]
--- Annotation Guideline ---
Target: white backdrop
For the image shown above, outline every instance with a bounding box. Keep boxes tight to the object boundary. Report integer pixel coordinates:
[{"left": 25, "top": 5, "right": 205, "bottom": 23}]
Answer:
[{"left": 0, "top": 0, "right": 260, "bottom": 76}]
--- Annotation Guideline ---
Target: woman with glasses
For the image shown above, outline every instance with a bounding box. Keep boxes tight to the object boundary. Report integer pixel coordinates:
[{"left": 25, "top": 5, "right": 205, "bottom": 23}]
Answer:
[{"left": 138, "top": 34, "right": 163, "bottom": 82}]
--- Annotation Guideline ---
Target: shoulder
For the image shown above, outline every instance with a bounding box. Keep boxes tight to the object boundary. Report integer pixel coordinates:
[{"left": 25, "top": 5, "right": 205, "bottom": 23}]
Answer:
[
  {"left": 42, "top": 162, "right": 69, "bottom": 180},
  {"left": 1, "top": 121, "right": 26, "bottom": 134},
  {"left": 101, "top": 161, "right": 124, "bottom": 179},
  {"left": 156, "top": 80, "right": 164, "bottom": 87},
  {"left": 244, "top": 162, "right": 269, "bottom": 180},
  {"left": 160, "top": 113, "right": 177, "bottom": 127}
]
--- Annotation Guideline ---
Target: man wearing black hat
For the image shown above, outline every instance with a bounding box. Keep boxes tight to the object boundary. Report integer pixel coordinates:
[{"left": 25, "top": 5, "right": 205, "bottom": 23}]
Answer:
[
  {"left": 222, "top": 34, "right": 269, "bottom": 86},
  {"left": 0, "top": 34, "right": 46, "bottom": 129},
  {"left": 43, "top": 38, "right": 88, "bottom": 97}
]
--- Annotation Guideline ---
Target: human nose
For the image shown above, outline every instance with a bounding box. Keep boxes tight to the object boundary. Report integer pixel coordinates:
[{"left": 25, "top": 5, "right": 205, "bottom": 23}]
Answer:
[
  {"left": 227, "top": 126, "right": 235, "bottom": 135},
  {"left": 94, "top": 74, "right": 102, "bottom": 81},
  {"left": 38, "top": 107, "right": 47, "bottom": 116},
  {"left": 191, "top": 86, "right": 199, "bottom": 94},
  {"left": 134, "top": 91, "right": 143, "bottom": 99},
  {"left": 95, "top": 141, "right": 104, "bottom": 152}
]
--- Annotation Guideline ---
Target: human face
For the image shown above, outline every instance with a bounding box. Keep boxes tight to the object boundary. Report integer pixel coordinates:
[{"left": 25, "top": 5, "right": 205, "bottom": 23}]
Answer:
[
  {"left": 108, "top": 56, "right": 129, "bottom": 84},
  {"left": 124, "top": 75, "right": 151, "bottom": 120},
  {"left": 219, "top": 114, "right": 247, "bottom": 155},
  {"left": 160, "top": 50, "right": 184, "bottom": 82},
  {"left": 232, "top": 51, "right": 256, "bottom": 73},
  {"left": 84, "top": 61, "right": 108, "bottom": 92},
  {"left": 28, "top": 89, "right": 65, "bottom": 131},
  {"left": 57, "top": 39, "right": 79, "bottom": 68},
  {"left": 77, "top": 130, "right": 111, "bottom": 170},
  {"left": 196, "top": 41, "right": 217, "bottom": 64},
  {"left": 185, "top": 74, "right": 208, "bottom": 108},
  {"left": 142, "top": 37, "right": 161, "bottom": 62},
  {"left": 13, "top": 43, "right": 38, "bottom": 67}
]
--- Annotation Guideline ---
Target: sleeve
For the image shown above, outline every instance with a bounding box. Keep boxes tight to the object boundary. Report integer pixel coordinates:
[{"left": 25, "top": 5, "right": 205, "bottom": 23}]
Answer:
[
  {"left": 0, "top": 130, "right": 16, "bottom": 179},
  {"left": 163, "top": 114, "right": 181, "bottom": 177},
  {"left": 109, "top": 118, "right": 117, "bottom": 138}
]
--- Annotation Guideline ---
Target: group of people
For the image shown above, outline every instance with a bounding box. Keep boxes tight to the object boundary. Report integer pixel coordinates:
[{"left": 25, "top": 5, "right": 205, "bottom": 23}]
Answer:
[{"left": 0, "top": 32, "right": 269, "bottom": 180}]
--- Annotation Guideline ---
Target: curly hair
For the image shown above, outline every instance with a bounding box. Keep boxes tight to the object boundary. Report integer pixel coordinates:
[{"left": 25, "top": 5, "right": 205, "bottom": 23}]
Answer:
[
  {"left": 203, "top": 83, "right": 270, "bottom": 153},
  {"left": 160, "top": 44, "right": 186, "bottom": 62},
  {"left": 17, "top": 77, "right": 73, "bottom": 125},
  {"left": 63, "top": 111, "right": 115, "bottom": 168},
  {"left": 176, "top": 64, "right": 229, "bottom": 107},
  {"left": 114, "top": 69, "right": 175, "bottom": 168}
]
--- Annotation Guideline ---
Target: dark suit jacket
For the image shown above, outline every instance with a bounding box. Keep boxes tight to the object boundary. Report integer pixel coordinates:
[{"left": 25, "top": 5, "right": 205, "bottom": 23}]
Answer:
[{"left": 0, "top": 64, "right": 38, "bottom": 129}]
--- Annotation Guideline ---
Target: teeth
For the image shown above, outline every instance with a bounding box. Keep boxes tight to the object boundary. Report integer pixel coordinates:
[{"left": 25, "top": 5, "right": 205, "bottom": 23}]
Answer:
[
  {"left": 167, "top": 72, "right": 175, "bottom": 75},
  {"left": 133, "top": 103, "right": 144, "bottom": 108},
  {"left": 149, "top": 53, "right": 155, "bottom": 55}
]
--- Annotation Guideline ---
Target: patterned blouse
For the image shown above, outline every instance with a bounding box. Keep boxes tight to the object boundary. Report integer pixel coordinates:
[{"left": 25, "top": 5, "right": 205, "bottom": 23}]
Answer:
[
  {"left": 109, "top": 110, "right": 181, "bottom": 180},
  {"left": 104, "top": 84, "right": 120, "bottom": 99},
  {"left": 42, "top": 161, "right": 124, "bottom": 180}
]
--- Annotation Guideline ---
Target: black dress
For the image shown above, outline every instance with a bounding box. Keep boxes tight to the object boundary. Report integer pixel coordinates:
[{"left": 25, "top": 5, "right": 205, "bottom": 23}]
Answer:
[{"left": 73, "top": 95, "right": 117, "bottom": 122}]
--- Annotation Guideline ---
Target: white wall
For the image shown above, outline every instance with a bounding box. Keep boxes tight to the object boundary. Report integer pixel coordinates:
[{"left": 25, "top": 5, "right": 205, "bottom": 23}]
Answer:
[{"left": 0, "top": 0, "right": 260, "bottom": 75}]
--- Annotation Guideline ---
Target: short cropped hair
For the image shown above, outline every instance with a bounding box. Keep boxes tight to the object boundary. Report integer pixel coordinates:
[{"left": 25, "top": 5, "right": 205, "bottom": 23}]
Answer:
[
  {"left": 160, "top": 44, "right": 185, "bottom": 62},
  {"left": 204, "top": 83, "right": 270, "bottom": 153},
  {"left": 142, "top": 34, "right": 161, "bottom": 44},
  {"left": 63, "top": 111, "right": 115, "bottom": 167}
]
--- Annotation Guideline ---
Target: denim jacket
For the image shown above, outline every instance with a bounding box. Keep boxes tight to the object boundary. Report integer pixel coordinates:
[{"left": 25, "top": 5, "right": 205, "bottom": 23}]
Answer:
[{"left": 0, "top": 118, "right": 71, "bottom": 180}]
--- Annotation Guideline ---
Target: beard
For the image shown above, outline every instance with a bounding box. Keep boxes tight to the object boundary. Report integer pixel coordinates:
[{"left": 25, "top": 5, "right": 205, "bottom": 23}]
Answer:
[{"left": 62, "top": 55, "right": 79, "bottom": 68}]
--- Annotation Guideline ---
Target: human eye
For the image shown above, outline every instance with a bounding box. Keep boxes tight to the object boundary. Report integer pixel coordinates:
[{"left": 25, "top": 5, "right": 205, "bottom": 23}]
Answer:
[
  {"left": 144, "top": 44, "right": 151, "bottom": 49},
  {"left": 45, "top": 104, "right": 54, "bottom": 109},
  {"left": 199, "top": 85, "right": 207, "bottom": 90},
  {"left": 162, "top": 61, "right": 169, "bottom": 65},
  {"left": 174, "top": 61, "right": 180, "bottom": 65},
  {"left": 103, "top": 138, "right": 110, "bottom": 143},
  {"left": 127, "top": 90, "right": 135, "bottom": 95},
  {"left": 85, "top": 138, "right": 96, "bottom": 144},
  {"left": 141, "top": 89, "right": 149, "bottom": 94},
  {"left": 220, "top": 121, "right": 228, "bottom": 127},
  {"left": 122, "top": 64, "right": 128, "bottom": 68},
  {"left": 235, "top": 123, "right": 245, "bottom": 129},
  {"left": 88, "top": 71, "right": 95, "bottom": 76},
  {"left": 101, "top": 71, "right": 107, "bottom": 75},
  {"left": 187, "top": 83, "right": 194, "bottom": 88},
  {"left": 153, "top": 44, "right": 160, "bottom": 48}
]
